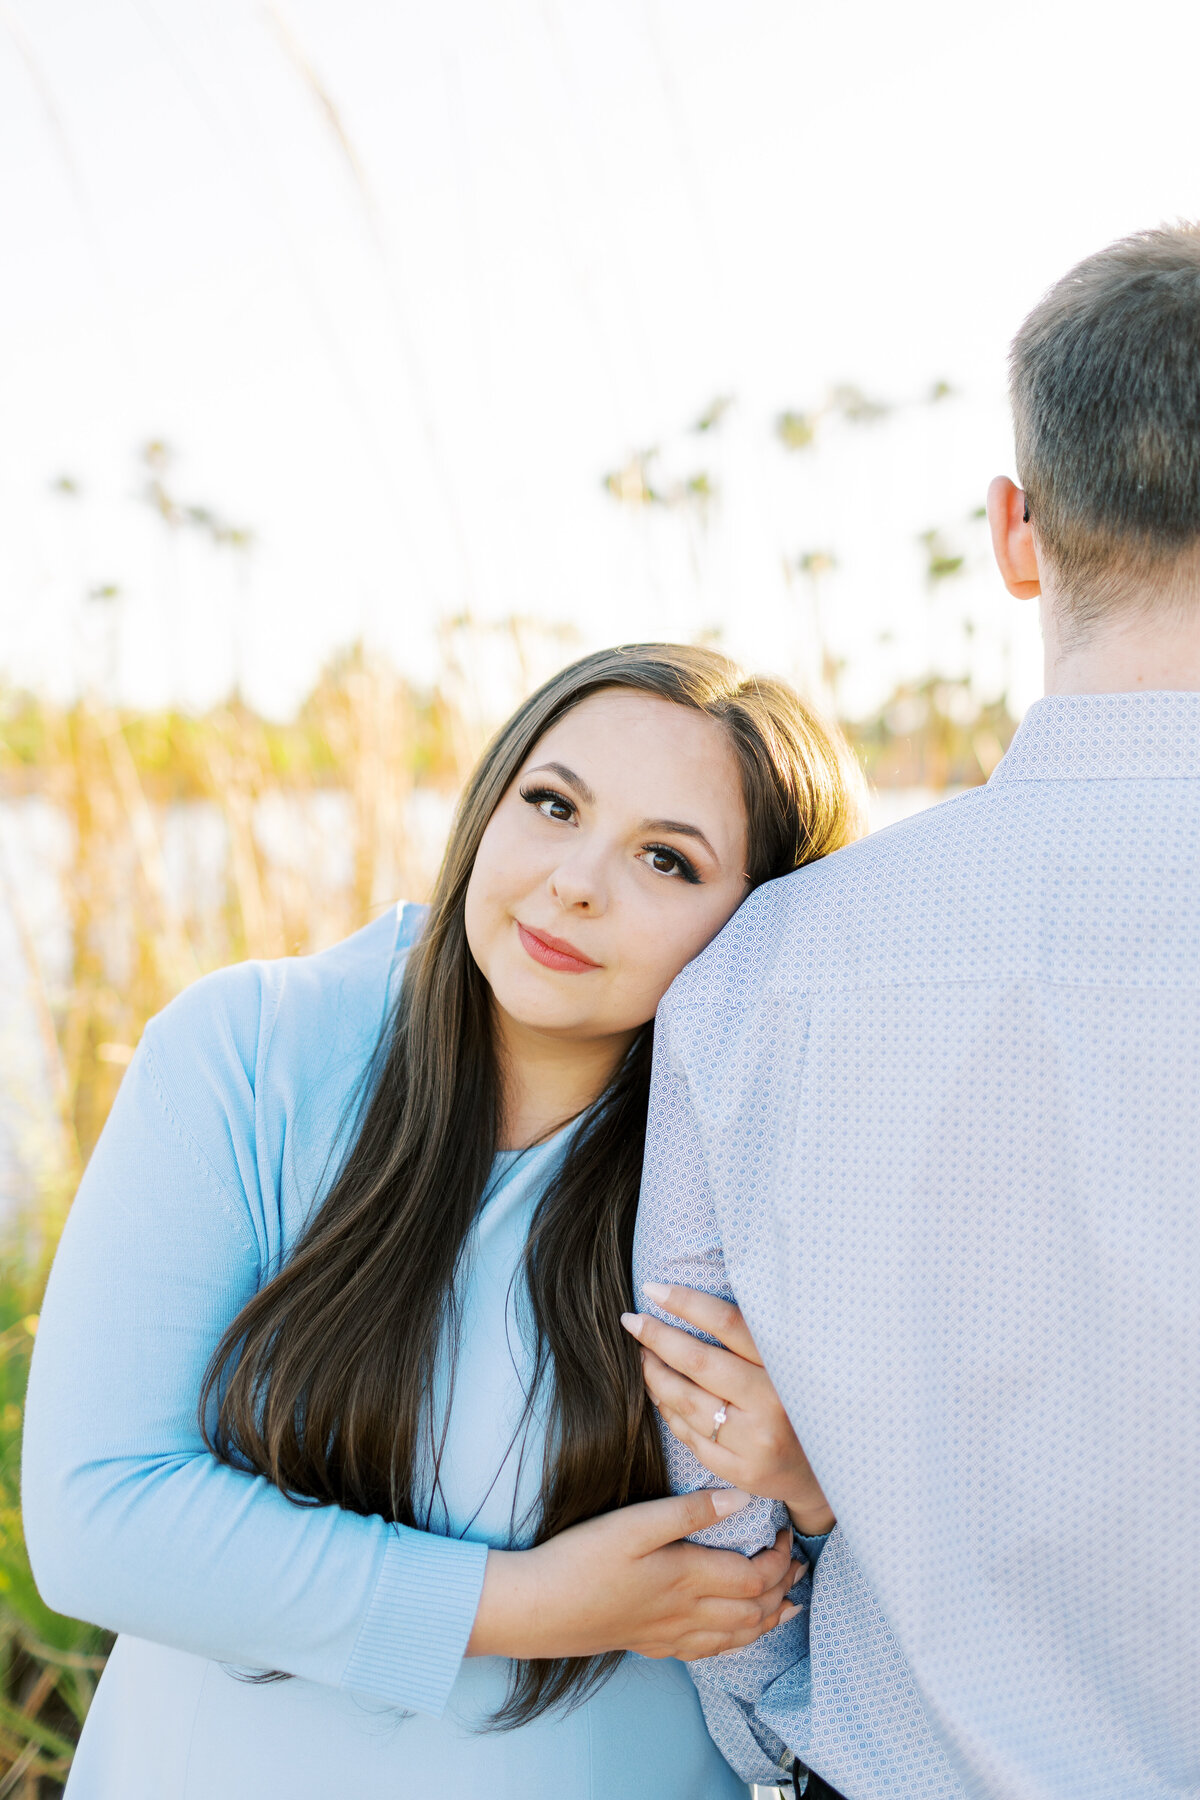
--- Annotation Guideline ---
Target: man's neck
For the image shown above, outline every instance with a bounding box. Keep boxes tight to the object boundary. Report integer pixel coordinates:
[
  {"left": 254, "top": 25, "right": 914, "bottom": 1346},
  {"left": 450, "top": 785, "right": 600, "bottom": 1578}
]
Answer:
[{"left": 1042, "top": 596, "right": 1200, "bottom": 695}]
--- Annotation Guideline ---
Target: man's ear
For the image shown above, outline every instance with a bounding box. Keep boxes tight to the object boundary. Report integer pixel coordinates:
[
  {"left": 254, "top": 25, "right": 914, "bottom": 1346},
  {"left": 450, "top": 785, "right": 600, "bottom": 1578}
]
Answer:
[{"left": 987, "top": 476, "right": 1041, "bottom": 599}]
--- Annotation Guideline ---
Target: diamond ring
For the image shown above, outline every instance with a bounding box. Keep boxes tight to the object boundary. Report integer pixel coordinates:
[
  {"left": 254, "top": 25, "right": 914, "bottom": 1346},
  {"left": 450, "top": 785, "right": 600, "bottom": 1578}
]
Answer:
[{"left": 710, "top": 1403, "right": 728, "bottom": 1443}]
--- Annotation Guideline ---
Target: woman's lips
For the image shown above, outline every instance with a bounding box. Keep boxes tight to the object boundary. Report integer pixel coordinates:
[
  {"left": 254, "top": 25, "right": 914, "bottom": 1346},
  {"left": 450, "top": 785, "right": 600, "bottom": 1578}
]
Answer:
[{"left": 517, "top": 922, "right": 601, "bottom": 974}]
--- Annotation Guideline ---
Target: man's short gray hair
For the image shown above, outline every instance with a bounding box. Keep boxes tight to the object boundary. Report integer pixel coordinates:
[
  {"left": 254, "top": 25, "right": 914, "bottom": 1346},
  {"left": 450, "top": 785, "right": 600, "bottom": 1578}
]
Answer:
[{"left": 1011, "top": 222, "right": 1200, "bottom": 633}]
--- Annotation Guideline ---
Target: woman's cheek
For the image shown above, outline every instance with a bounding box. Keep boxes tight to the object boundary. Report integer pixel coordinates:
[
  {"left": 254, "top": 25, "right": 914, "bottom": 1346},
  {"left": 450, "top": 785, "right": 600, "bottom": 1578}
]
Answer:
[
  {"left": 618, "top": 952, "right": 675, "bottom": 1028},
  {"left": 648, "top": 910, "right": 728, "bottom": 1002}
]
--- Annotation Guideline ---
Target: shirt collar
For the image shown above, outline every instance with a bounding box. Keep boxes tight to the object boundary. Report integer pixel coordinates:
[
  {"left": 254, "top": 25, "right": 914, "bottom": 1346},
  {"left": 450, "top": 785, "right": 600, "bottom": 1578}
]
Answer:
[{"left": 990, "top": 691, "right": 1200, "bottom": 783}]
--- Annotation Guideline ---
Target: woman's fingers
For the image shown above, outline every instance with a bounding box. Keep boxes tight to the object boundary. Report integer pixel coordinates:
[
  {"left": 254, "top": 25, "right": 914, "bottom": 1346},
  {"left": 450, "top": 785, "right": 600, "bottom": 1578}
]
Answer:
[
  {"left": 746, "top": 1548, "right": 806, "bottom": 1620},
  {"left": 754, "top": 1525, "right": 801, "bottom": 1579},
  {"left": 684, "top": 1600, "right": 802, "bottom": 1660},
  {"left": 617, "top": 1486, "right": 753, "bottom": 1556},
  {"left": 641, "top": 1533, "right": 805, "bottom": 1661},
  {"left": 692, "top": 1586, "right": 790, "bottom": 1637},
  {"left": 675, "top": 1526, "right": 796, "bottom": 1600},
  {"left": 641, "top": 1283, "right": 763, "bottom": 1364},
  {"left": 678, "top": 1539, "right": 783, "bottom": 1603},
  {"left": 640, "top": 1347, "right": 757, "bottom": 1479},
  {"left": 641, "top": 1346, "right": 737, "bottom": 1449},
  {"left": 640, "top": 1343, "right": 719, "bottom": 1419},
  {"left": 677, "top": 1584, "right": 805, "bottom": 1661},
  {"left": 649, "top": 1602, "right": 800, "bottom": 1662},
  {"left": 620, "top": 1309, "right": 760, "bottom": 1409},
  {"left": 682, "top": 1573, "right": 802, "bottom": 1642}
]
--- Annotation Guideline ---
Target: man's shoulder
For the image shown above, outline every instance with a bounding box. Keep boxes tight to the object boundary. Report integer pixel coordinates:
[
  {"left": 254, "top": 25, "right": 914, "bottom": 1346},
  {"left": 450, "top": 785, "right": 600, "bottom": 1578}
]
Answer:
[{"left": 665, "top": 785, "right": 1000, "bottom": 1016}]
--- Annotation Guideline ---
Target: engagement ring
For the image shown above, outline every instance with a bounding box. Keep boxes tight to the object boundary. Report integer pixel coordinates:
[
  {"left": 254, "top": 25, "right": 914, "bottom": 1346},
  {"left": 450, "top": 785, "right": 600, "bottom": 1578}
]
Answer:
[{"left": 710, "top": 1403, "right": 728, "bottom": 1442}]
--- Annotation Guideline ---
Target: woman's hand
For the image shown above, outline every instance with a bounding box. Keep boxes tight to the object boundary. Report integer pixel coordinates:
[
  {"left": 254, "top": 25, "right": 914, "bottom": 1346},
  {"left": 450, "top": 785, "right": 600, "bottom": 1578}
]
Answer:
[
  {"left": 466, "top": 1488, "right": 804, "bottom": 1662},
  {"left": 621, "top": 1283, "right": 836, "bottom": 1538}
]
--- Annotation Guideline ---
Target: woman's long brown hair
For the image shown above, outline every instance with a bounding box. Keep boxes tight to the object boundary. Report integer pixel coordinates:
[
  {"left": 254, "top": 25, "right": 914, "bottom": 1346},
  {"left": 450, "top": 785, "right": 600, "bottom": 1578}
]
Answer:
[{"left": 200, "top": 644, "right": 864, "bottom": 1725}]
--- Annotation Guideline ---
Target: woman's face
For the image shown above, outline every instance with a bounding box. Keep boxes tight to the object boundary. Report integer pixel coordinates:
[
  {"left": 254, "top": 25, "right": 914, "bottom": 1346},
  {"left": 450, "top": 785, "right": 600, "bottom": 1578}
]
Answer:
[{"left": 465, "top": 688, "right": 750, "bottom": 1045}]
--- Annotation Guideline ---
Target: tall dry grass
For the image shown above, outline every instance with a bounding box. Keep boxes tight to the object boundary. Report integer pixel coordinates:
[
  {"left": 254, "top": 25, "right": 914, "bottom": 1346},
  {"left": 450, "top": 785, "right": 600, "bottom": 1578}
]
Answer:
[{"left": 0, "top": 631, "right": 507, "bottom": 1795}]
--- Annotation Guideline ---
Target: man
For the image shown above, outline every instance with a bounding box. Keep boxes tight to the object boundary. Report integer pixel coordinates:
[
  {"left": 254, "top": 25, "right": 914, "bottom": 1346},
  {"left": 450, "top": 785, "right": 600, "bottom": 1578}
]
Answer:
[{"left": 634, "top": 224, "right": 1200, "bottom": 1799}]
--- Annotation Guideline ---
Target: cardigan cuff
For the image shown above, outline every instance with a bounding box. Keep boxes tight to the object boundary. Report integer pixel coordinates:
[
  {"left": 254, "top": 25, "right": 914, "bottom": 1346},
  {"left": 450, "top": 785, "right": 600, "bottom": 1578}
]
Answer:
[
  {"left": 794, "top": 1527, "right": 833, "bottom": 1569},
  {"left": 342, "top": 1524, "right": 490, "bottom": 1715}
]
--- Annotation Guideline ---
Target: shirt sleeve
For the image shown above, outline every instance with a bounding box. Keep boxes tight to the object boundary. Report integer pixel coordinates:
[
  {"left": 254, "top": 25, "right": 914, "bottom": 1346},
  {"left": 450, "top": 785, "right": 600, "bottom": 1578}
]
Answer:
[
  {"left": 633, "top": 998, "right": 815, "bottom": 1784},
  {"left": 21, "top": 986, "right": 487, "bottom": 1717}
]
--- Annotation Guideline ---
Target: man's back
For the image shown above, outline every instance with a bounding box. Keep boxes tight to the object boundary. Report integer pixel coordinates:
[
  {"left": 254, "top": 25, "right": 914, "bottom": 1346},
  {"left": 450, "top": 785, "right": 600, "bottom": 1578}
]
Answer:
[{"left": 641, "top": 692, "right": 1200, "bottom": 1797}]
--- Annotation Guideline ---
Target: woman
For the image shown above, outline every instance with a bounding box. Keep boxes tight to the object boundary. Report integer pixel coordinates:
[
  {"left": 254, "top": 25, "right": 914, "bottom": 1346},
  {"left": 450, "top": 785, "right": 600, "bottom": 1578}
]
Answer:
[{"left": 23, "top": 644, "right": 863, "bottom": 1798}]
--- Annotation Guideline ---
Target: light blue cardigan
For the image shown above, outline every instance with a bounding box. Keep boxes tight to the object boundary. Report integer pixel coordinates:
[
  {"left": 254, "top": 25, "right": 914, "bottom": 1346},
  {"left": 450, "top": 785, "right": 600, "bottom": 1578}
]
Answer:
[
  {"left": 21, "top": 905, "right": 748, "bottom": 1800},
  {"left": 23, "top": 904, "right": 494, "bottom": 1713}
]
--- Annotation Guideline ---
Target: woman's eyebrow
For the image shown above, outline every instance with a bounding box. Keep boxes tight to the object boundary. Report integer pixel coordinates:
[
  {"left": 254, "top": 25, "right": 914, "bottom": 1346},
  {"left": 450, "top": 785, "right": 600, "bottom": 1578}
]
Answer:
[
  {"left": 642, "top": 818, "right": 719, "bottom": 863},
  {"left": 524, "top": 761, "right": 596, "bottom": 804}
]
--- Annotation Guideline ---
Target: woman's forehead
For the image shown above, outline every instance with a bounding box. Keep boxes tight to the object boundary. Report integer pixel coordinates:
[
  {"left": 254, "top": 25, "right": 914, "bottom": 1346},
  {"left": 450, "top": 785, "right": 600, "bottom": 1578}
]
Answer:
[
  {"left": 525, "top": 690, "right": 746, "bottom": 837},
  {"left": 531, "top": 689, "right": 723, "bottom": 766}
]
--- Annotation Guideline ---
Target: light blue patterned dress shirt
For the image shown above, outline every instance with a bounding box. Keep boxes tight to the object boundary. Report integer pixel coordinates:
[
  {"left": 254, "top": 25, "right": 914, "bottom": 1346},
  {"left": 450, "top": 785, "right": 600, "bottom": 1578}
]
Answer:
[{"left": 635, "top": 692, "right": 1200, "bottom": 1799}]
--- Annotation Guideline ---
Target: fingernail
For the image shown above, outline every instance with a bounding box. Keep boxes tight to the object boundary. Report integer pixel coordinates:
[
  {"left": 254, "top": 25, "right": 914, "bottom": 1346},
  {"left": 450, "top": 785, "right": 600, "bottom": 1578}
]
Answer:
[
  {"left": 709, "top": 1487, "right": 751, "bottom": 1518},
  {"left": 643, "top": 1282, "right": 670, "bottom": 1303},
  {"left": 779, "top": 1602, "right": 802, "bottom": 1624},
  {"left": 620, "top": 1312, "right": 643, "bottom": 1339}
]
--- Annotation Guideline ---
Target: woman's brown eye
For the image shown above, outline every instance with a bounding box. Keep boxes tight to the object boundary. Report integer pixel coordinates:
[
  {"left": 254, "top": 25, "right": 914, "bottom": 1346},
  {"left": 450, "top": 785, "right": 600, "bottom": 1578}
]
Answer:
[
  {"left": 521, "top": 786, "right": 575, "bottom": 822},
  {"left": 644, "top": 843, "right": 701, "bottom": 883}
]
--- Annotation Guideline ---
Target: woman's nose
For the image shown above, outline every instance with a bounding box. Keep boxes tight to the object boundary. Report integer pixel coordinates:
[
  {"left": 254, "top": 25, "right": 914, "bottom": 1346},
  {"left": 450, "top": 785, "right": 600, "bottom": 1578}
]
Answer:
[{"left": 548, "top": 848, "right": 608, "bottom": 913}]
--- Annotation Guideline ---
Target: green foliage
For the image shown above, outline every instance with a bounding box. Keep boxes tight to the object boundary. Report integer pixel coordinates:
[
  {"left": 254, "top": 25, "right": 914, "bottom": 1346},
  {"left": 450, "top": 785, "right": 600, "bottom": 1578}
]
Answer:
[
  {"left": 602, "top": 448, "right": 716, "bottom": 510},
  {"left": 918, "top": 527, "right": 967, "bottom": 585},
  {"left": 775, "top": 384, "right": 895, "bottom": 452},
  {"left": 691, "top": 395, "right": 733, "bottom": 433},
  {"left": 0, "top": 1265, "right": 111, "bottom": 1794},
  {"left": 775, "top": 408, "right": 818, "bottom": 450},
  {"left": 138, "top": 441, "right": 254, "bottom": 550}
]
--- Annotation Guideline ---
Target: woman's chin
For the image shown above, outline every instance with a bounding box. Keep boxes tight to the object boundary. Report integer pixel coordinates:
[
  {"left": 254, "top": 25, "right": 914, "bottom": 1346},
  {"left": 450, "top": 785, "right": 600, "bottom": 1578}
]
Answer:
[{"left": 495, "top": 997, "right": 607, "bottom": 1040}]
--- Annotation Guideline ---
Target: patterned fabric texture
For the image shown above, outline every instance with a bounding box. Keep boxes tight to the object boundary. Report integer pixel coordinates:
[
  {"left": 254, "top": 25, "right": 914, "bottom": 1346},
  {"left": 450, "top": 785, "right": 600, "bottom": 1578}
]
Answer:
[{"left": 634, "top": 692, "right": 1200, "bottom": 1799}]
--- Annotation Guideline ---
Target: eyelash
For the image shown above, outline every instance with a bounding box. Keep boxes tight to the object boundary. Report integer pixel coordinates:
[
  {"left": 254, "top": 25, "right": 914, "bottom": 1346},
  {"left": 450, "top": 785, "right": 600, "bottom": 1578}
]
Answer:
[{"left": 518, "top": 785, "right": 702, "bottom": 885}]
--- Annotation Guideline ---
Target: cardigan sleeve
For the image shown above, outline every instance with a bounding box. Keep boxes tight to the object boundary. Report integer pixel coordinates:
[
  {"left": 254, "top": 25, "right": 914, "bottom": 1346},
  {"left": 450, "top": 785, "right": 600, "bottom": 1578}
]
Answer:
[{"left": 21, "top": 966, "right": 487, "bottom": 1717}]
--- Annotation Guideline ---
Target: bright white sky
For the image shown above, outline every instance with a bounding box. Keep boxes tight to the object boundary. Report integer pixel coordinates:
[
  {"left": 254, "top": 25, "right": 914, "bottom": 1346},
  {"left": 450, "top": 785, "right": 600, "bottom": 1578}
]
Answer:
[{"left": 3, "top": 0, "right": 1200, "bottom": 721}]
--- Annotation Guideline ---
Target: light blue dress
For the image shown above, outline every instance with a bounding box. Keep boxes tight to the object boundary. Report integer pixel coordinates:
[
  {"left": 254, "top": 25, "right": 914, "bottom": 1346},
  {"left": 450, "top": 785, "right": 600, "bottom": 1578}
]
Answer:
[{"left": 22, "top": 904, "right": 747, "bottom": 1799}]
